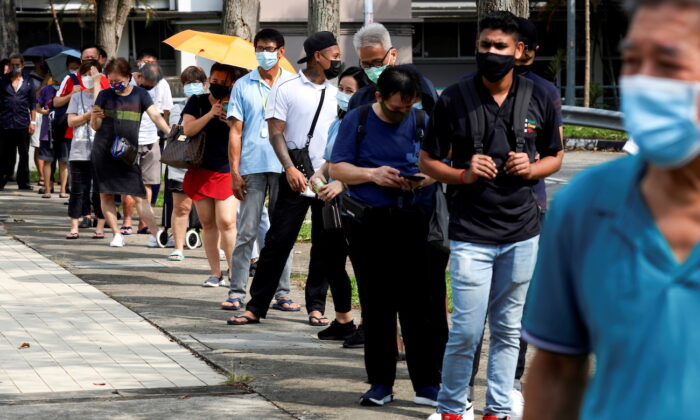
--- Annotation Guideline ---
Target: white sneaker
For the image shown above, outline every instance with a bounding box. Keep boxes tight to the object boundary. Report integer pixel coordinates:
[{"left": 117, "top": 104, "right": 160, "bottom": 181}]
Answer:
[
  {"left": 427, "top": 403, "right": 473, "bottom": 420},
  {"left": 147, "top": 235, "right": 159, "bottom": 248},
  {"left": 110, "top": 233, "right": 124, "bottom": 247},
  {"left": 166, "top": 237, "right": 175, "bottom": 248},
  {"left": 510, "top": 389, "right": 524, "bottom": 420},
  {"left": 202, "top": 276, "right": 225, "bottom": 287}
]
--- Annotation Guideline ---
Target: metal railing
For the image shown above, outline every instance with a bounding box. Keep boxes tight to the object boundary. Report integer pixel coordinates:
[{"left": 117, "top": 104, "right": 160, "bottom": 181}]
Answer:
[{"left": 561, "top": 105, "right": 624, "bottom": 131}]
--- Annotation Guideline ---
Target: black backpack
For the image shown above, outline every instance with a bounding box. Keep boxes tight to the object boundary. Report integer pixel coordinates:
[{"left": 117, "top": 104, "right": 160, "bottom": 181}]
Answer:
[{"left": 49, "top": 73, "right": 80, "bottom": 142}]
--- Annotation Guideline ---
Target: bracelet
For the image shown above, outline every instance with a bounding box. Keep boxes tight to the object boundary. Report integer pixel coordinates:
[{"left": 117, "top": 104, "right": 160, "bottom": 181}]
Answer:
[{"left": 459, "top": 169, "right": 467, "bottom": 184}]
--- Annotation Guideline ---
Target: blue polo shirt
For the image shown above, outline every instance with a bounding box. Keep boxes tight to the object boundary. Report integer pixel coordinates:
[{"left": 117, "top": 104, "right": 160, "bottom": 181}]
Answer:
[
  {"left": 227, "top": 68, "right": 295, "bottom": 176},
  {"left": 522, "top": 155, "right": 700, "bottom": 419}
]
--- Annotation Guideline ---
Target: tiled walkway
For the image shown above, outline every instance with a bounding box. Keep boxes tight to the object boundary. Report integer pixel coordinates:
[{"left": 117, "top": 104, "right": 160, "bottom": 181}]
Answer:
[{"left": 0, "top": 236, "right": 223, "bottom": 394}]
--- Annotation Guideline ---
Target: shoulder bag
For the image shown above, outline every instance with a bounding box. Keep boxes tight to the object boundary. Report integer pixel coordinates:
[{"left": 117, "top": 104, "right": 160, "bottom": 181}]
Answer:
[
  {"left": 288, "top": 88, "right": 326, "bottom": 179},
  {"left": 160, "top": 95, "right": 207, "bottom": 169}
]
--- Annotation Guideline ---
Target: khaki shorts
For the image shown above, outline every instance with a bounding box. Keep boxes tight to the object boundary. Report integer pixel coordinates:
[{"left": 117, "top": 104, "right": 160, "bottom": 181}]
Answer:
[{"left": 138, "top": 143, "right": 162, "bottom": 185}]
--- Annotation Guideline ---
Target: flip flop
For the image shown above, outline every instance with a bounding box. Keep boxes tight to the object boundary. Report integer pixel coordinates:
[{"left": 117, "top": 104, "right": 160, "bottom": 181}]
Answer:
[
  {"left": 271, "top": 298, "right": 301, "bottom": 312},
  {"left": 227, "top": 315, "right": 260, "bottom": 325},
  {"left": 168, "top": 250, "right": 185, "bottom": 261},
  {"left": 41, "top": 194, "right": 51, "bottom": 199},
  {"left": 59, "top": 193, "right": 69, "bottom": 198},
  {"left": 221, "top": 297, "right": 242, "bottom": 311},
  {"left": 309, "top": 315, "right": 330, "bottom": 327},
  {"left": 120, "top": 226, "right": 132, "bottom": 235},
  {"left": 137, "top": 227, "right": 152, "bottom": 235},
  {"left": 65, "top": 232, "right": 79, "bottom": 239},
  {"left": 92, "top": 232, "right": 105, "bottom": 239}
]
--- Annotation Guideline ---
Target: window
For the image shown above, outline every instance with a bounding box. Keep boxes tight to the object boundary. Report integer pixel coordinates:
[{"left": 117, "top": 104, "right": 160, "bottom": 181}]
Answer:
[{"left": 413, "top": 22, "right": 478, "bottom": 59}]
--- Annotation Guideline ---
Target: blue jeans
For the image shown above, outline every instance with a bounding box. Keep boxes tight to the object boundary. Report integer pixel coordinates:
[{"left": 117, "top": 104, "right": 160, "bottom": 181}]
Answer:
[{"left": 437, "top": 236, "right": 539, "bottom": 416}]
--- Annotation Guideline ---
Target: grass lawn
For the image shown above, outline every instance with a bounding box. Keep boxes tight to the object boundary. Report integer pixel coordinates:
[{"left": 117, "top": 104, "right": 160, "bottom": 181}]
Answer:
[{"left": 563, "top": 125, "right": 628, "bottom": 140}]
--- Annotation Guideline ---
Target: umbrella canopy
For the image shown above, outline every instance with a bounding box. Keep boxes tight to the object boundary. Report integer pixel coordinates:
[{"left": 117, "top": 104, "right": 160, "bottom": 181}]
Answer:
[
  {"left": 163, "top": 30, "right": 296, "bottom": 74},
  {"left": 46, "top": 49, "right": 81, "bottom": 85},
  {"left": 22, "top": 44, "right": 73, "bottom": 59}
]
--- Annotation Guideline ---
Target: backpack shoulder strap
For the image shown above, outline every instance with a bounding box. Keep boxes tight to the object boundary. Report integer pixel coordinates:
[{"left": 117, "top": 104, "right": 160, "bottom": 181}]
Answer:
[
  {"left": 457, "top": 77, "right": 486, "bottom": 154},
  {"left": 414, "top": 108, "right": 427, "bottom": 142},
  {"left": 513, "top": 75, "right": 534, "bottom": 154},
  {"left": 354, "top": 104, "right": 372, "bottom": 162}
]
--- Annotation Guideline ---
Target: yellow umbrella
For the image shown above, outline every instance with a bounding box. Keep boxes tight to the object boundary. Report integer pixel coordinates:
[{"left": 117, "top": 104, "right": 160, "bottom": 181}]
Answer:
[{"left": 163, "top": 30, "right": 296, "bottom": 73}]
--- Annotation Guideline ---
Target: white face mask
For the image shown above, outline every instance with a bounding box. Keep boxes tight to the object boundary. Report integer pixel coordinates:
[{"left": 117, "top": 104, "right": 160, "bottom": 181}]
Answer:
[
  {"left": 82, "top": 75, "right": 94, "bottom": 89},
  {"left": 69, "top": 69, "right": 79, "bottom": 75}
]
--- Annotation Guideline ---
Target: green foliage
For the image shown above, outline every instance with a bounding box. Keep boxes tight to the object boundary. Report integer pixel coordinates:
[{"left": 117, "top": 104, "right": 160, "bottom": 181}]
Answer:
[{"left": 563, "top": 125, "right": 628, "bottom": 140}]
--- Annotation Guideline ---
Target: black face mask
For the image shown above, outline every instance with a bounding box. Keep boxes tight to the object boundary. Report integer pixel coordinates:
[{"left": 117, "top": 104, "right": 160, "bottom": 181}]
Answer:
[
  {"left": 139, "top": 84, "right": 155, "bottom": 91},
  {"left": 209, "top": 83, "right": 231, "bottom": 100},
  {"left": 476, "top": 52, "right": 515, "bottom": 83},
  {"left": 515, "top": 64, "right": 533, "bottom": 75},
  {"left": 323, "top": 60, "right": 342, "bottom": 80}
]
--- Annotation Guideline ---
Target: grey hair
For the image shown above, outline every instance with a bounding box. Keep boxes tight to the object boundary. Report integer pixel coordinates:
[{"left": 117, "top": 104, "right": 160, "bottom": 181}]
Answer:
[
  {"left": 625, "top": 0, "right": 700, "bottom": 13},
  {"left": 8, "top": 53, "right": 24, "bottom": 64},
  {"left": 140, "top": 62, "right": 163, "bottom": 83},
  {"left": 353, "top": 22, "right": 392, "bottom": 51}
]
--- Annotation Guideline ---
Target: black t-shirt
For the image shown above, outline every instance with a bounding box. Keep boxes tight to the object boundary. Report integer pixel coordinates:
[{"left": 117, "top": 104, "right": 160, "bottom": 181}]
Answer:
[
  {"left": 182, "top": 94, "right": 230, "bottom": 173},
  {"left": 421, "top": 75, "right": 562, "bottom": 245}
]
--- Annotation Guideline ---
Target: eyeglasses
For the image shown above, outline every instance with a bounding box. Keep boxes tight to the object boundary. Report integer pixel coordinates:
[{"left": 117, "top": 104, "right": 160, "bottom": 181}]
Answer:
[
  {"left": 255, "top": 46, "right": 280, "bottom": 53},
  {"left": 359, "top": 48, "right": 394, "bottom": 69}
]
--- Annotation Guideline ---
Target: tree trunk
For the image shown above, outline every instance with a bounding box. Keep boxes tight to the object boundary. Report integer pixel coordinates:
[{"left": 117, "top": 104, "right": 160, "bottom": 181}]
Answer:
[
  {"left": 222, "top": 0, "right": 260, "bottom": 41},
  {"left": 49, "top": 0, "right": 65, "bottom": 45},
  {"left": 477, "top": 0, "right": 530, "bottom": 24},
  {"left": 308, "top": 0, "right": 340, "bottom": 39},
  {"left": 95, "top": 0, "right": 134, "bottom": 59},
  {"left": 0, "top": 0, "right": 19, "bottom": 58},
  {"left": 583, "top": 0, "right": 591, "bottom": 107}
]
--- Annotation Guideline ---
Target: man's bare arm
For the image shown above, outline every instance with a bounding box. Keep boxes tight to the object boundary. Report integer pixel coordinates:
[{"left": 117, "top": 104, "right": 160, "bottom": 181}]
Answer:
[
  {"left": 524, "top": 349, "right": 590, "bottom": 420},
  {"left": 268, "top": 118, "right": 293, "bottom": 170}
]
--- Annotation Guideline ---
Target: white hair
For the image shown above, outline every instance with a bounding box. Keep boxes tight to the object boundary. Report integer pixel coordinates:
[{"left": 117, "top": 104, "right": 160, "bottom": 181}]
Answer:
[{"left": 353, "top": 22, "right": 392, "bottom": 51}]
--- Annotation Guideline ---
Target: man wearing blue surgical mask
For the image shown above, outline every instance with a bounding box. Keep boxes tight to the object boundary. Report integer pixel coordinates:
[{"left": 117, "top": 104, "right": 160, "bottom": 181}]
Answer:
[
  {"left": 348, "top": 23, "right": 439, "bottom": 114},
  {"left": 521, "top": 0, "right": 700, "bottom": 419},
  {"left": 222, "top": 28, "right": 299, "bottom": 313}
]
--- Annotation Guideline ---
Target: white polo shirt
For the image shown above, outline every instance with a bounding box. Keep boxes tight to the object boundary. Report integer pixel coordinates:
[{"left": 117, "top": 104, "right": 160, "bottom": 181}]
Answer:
[
  {"left": 138, "top": 78, "right": 173, "bottom": 145},
  {"left": 265, "top": 69, "right": 338, "bottom": 171}
]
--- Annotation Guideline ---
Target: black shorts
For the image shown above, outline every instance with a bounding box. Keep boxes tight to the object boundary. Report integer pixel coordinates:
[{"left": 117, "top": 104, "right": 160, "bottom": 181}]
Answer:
[
  {"left": 166, "top": 178, "right": 185, "bottom": 194},
  {"left": 38, "top": 139, "right": 70, "bottom": 162}
]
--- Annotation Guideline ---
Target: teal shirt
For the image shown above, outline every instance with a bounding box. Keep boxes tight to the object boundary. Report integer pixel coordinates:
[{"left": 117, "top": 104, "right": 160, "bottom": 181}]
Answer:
[
  {"left": 227, "top": 68, "right": 295, "bottom": 176},
  {"left": 523, "top": 156, "right": 700, "bottom": 419}
]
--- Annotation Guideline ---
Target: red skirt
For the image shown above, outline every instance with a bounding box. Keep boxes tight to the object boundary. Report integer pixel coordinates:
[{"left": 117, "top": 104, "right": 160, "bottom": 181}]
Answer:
[{"left": 183, "top": 168, "right": 233, "bottom": 201}]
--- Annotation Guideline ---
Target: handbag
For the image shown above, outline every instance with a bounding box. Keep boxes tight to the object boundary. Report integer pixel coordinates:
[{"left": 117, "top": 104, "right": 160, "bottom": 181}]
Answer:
[
  {"left": 322, "top": 198, "right": 343, "bottom": 231},
  {"left": 111, "top": 136, "right": 138, "bottom": 166},
  {"left": 161, "top": 97, "right": 206, "bottom": 169},
  {"left": 427, "top": 183, "right": 450, "bottom": 253},
  {"left": 288, "top": 88, "right": 326, "bottom": 179}
]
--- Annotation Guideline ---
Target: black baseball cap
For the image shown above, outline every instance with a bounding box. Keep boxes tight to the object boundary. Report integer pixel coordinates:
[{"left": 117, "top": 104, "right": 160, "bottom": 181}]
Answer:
[
  {"left": 297, "top": 31, "right": 338, "bottom": 64},
  {"left": 516, "top": 17, "right": 538, "bottom": 50}
]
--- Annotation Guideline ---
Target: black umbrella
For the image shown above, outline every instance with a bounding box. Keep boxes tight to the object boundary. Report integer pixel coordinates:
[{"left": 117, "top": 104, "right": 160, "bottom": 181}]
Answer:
[{"left": 22, "top": 44, "right": 73, "bottom": 59}]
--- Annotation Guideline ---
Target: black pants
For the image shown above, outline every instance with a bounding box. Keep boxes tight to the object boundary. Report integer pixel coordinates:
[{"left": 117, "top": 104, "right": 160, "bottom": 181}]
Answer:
[
  {"left": 346, "top": 206, "right": 442, "bottom": 390},
  {"left": 246, "top": 174, "right": 352, "bottom": 318},
  {"left": 68, "top": 161, "right": 103, "bottom": 220},
  {"left": 0, "top": 128, "right": 30, "bottom": 188}
]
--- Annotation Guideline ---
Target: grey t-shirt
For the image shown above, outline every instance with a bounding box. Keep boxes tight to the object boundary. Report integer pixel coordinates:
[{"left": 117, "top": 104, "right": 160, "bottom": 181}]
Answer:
[{"left": 66, "top": 91, "right": 96, "bottom": 161}]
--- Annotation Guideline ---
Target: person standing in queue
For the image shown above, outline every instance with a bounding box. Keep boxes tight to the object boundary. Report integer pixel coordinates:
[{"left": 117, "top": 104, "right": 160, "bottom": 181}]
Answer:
[
  {"left": 181, "top": 63, "right": 247, "bottom": 287},
  {"left": 228, "top": 31, "right": 353, "bottom": 331},
  {"left": 330, "top": 65, "right": 441, "bottom": 408},
  {"left": 89, "top": 58, "right": 171, "bottom": 248}
]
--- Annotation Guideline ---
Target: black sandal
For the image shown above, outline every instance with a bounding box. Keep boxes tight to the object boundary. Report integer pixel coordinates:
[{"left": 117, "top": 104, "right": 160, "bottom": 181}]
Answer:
[
  {"left": 309, "top": 315, "right": 330, "bottom": 327},
  {"left": 227, "top": 315, "right": 260, "bottom": 325}
]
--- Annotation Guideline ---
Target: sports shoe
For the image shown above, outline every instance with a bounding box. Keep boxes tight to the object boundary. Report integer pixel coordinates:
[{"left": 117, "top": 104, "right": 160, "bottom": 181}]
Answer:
[
  {"left": 509, "top": 389, "right": 524, "bottom": 420},
  {"left": 359, "top": 384, "right": 393, "bottom": 406},
  {"left": 79, "top": 218, "right": 92, "bottom": 229},
  {"left": 202, "top": 275, "right": 225, "bottom": 287},
  {"left": 147, "top": 235, "right": 159, "bottom": 248},
  {"left": 414, "top": 385, "right": 439, "bottom": 407},
  {"left": 427, "top": 404, "right": 474, "bottom": 420},
  {"left": 166, "top": 237, "right": 175, "bottom": 248},
  {"left": 483, "top": 415, "right": 508, "bottom": 420},
  {"left": 342, "top": 324, "right": 365, "bottom": 348},
  {"left": 318, "top": 320, "right": 357, "bottom": 340},
  {"left": 109, "top": 234, "right": 125, "bottom": 247}
]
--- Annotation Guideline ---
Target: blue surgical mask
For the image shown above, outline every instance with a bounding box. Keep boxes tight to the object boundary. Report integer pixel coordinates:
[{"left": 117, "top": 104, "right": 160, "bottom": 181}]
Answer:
[
  {"left": 413, "top": 102, "right": 423, "bottom": 110},
  {"left": 364, "top": 65, "right": 388, "bottom": 84},
  {"left": 256, "top": 51, "right": 278, "bottom": 71},
  {"left": 183, "top": 82, "right": 204, "bottom": 97},
  {"left": 620, "top": 75, "right": 700, "bottom": 169},
  {"left": 110, "top": 81, "right": 127, "bottom": 92},
  {"left": 336, "top": 91, "right": 351, "bottom": 112}
]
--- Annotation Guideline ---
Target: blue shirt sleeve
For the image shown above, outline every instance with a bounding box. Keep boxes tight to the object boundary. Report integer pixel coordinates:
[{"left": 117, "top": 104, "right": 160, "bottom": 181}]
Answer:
[
  {"left": 324, "top": 119, "right": 341, "bottom": 161},
  {"left": 330, "top": 109, "right": 360, "bottom": 164},
  {"left": 522, "top": 187, "right": 590, "bottom": 355},
  {"left": 228, "top": 80, "right": 245, "bottom": 121}
]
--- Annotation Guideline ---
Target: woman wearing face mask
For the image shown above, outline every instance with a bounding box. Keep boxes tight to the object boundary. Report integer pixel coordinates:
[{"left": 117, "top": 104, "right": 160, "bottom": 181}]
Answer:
[
  {"left": 181, "top": 63, "right": 248, "bottom": 287},
  {"left": 90, "top": 57, "right": 171, "bottom": 248},
  {"left": 165, "top": 65, "right": 208, "bottom": 261},
  {"left": 329, "top": 65, "right": 442, "bottom": 407},
  {"left": 64, "top": 60, "right": 106, "bottom": 239}
]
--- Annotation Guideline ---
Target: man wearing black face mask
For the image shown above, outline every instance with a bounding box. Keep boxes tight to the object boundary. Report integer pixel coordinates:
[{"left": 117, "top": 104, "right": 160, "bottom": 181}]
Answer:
[
  {"left": 229, "top": 32, "right": 350, "bottom": 330},
  {"left": 420, "top": 11, "right": 563, "bottom": 420}
]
